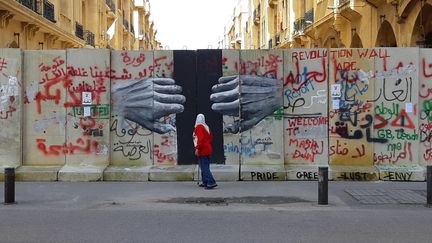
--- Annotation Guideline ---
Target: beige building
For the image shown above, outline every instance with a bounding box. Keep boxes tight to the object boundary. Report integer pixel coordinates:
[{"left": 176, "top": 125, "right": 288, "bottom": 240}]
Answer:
[
  {"left": 225, "top": 0, "right": 432, "bottom": 49},
  {"left": 0, "top": 0, "right": 161, "bottom": 50}
]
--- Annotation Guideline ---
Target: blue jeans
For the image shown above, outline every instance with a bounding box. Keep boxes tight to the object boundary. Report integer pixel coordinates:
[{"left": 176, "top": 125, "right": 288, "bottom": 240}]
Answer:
[{"left": 198, "top": 156, "right": 216, "bottom": 186}]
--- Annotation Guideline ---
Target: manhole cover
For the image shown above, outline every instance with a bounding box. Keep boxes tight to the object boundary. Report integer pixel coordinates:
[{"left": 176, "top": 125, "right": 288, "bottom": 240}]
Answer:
[{"left": 159, "top": 196, "right": 310, "bottom": 206}]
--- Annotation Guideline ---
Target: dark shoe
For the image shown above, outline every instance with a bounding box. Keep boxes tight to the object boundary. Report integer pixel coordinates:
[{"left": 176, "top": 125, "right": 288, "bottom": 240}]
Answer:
[
  {"left": 205, "top": 184, "right": 217, "bottom": 190},
  {"left": 198, "top": 183, "right": 206, "bottom": 187}
]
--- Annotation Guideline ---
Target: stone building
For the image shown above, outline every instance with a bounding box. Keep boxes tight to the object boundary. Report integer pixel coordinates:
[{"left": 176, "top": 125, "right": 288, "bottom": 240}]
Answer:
[
  {"left": 0, "top": 0, "right": 161, "bottom": 50},
  {"left": 223, "top": 0, "right": 432, "bottom": 49}
]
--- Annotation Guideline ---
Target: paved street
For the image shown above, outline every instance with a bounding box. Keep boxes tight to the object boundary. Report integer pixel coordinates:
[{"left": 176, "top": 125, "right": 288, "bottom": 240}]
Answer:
[{"left": 0, "top": 181, "right": 431, "bottom": 243}]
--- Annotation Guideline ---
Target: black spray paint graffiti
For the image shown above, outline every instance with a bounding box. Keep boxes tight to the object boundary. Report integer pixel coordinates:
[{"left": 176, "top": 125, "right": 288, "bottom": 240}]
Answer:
[
  {"left": 111, "top": 78, "right": 186, "bottom": 134},
  {"left": 110, "top": 116, "right": 153, "bottom": 160},
  {"left": 210, "top": 75, "right": 283, "bottom": 133}
]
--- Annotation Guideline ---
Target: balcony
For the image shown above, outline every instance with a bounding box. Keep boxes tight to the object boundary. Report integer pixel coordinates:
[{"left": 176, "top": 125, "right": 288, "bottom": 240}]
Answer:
[
  {"left": 17, "top": 0, "right": 55, "bottom": 23},
  {"left": 293, "top": 18, "right": 305, "bottom": 35},
  {"left": 253, "top": 4, "right": 260, "bottom": 24},
  {"left": 105, "top": 0, "right": 116, "bottom": 13},
  {"left": 85, "top": 30, "right": 95, "bottom": 47},
  {"left": 18, "top": 0, "right": 33, "bottom": 11},
  {"left": 338, "top": 0, "right": 361, "bottom": 21},
  {"left": 43, "top": 0, "right": 55, "bottom": 23},
  {"left": 75, "top": 22, "right": 84, "bottom": 40},
  {"left": 305, "top": 8, "right": 314, "bottom": 28}
]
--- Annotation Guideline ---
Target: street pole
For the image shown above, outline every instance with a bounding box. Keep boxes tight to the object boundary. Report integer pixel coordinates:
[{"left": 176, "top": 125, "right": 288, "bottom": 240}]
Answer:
[
  {"left": 4, "top": 167, "right": 15, "bottom": 204},
  {"left": 318, "top": 167, "right": 328, "bottom": 205}
]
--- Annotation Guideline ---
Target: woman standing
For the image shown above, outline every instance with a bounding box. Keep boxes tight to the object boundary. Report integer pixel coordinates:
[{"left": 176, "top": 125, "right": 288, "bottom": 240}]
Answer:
[{"left": 193, "top": 114, "right": 217, "bottom": 189}]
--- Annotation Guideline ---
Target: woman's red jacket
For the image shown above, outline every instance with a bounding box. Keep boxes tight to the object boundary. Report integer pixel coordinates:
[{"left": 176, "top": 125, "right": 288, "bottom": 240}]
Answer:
[{"left": 193, "top": 125, "right": 213, "bottom": 156}]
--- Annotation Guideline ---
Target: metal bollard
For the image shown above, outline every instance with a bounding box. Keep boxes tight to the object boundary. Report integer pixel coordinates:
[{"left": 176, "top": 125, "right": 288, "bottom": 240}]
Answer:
[
  {"left": 427, "top": 166, "right": 431, "bottom": 206},
  {"left": 4, "top": 167, "right": 15, "bottom": 204},
  {"left": 318, "top": 167, "right": 328, "bottom": 205}
]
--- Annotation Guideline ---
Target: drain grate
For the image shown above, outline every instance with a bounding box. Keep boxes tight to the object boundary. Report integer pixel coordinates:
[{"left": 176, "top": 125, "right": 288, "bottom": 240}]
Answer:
[
  {"left": 345, "top": 189, "right": 427, "bottom": 204},
  {"left": 159, "top": 196, "right": 310, "bottom": 206}
]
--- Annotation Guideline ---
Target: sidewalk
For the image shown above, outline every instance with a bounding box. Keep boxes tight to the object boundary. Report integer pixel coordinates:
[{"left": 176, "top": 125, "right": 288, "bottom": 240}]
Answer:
[{"left": 0, "top": 181, "right": 429, "bottom": 210}]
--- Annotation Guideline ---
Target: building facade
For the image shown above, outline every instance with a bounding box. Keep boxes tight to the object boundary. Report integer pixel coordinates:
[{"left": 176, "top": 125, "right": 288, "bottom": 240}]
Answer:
[
  {"left": 0, "top": 0, "right": 161, "bottom": 50},
  {"left": 223, "top": 0, "right": 432, "bottom": 49}
]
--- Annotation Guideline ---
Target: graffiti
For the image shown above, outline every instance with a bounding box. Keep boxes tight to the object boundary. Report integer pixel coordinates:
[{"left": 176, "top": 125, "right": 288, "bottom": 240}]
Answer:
[
  {"left": 121, "top": 52, "right": 146, "bottom": 67},
  {"left": 153, "top": 137, "right": 175, "bottom": 163},
  {"left": 329, "top": 139, "right": 366, "bottom": 158},
  {"left": 0, "top": 105, "right": 17, "bottom": 119},
  {"left": 110, "top": 116, "right": 153, "bottom": 161},
  {"left": 295, "top": 171, "right": 318, "bottom": 180},
  {"left": 0, "top": 57, "right": 7, "bottom": 72},
  {"left": 382, "top": 172, "right": 413, "bottom": 181},
  {"left": 211, "top": 75, "right": 282, "bottom": 133},
  {"left": 374, "top": 141, "right": 413, "bottom": 165},
  {"left": 111, "top": 55, "right": 173, "bottom": 80},
  {"left": 72, "top": 104, "right": 110, "bottom": 119},
  {"left": 240, "top": 131, "right": 264, "bottom": 157},
  {"left": 240, "top": 54, "right": 282, "bottom": 78},
  {"left": 250, "top": 172, "right": 279, "bottom": 181},
  {"left": 289, "top": 139, "right": 324, "bottom": 162},
  {"left": 3, "top": 48, "right": 432, "bottom": 178},
  {"left": 284, "top": 49, "right": 328, "bottom": 166},
  {"left": 291, "top": 50, "right": 327, "bottom": 61},
  {"left": 377, "top": 129, "right": 418, "bottom": 141},
  {"left": 113, "top": 139, "right": 152, "bottom": 161},
  {"left": 36, "top": 138, "right": 102, "bottom": 156},
  {"left": 424, "top": 148, "right": 432, "bottom": 161},
  {"left": 111, "top": 78, "right": 185, "bottom": 134},
  {"left": 285, "top": 59, "right": 327, "bottom": 88},
  {"left": 368, "top": 77, "right": 413, "bottom": 102},
  {"left": 332, "top": 115, "right": 387, "bottom": 143},
  {"left": 33, "top": 57, "right": 110, "bottom": 115},
  {"left": 337, "top": 172, "right": 370, "bottom": 181},
  {"left": 284, "top": 78, "right": 316, "bottom": 111}
]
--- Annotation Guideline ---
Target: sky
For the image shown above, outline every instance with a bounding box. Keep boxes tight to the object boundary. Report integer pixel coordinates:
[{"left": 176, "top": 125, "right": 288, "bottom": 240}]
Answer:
[{"left": 149, "top": 0, "right": 238, "bottom": 50}]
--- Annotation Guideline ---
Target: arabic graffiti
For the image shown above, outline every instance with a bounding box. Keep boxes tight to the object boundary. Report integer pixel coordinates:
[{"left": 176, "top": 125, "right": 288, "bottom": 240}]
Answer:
[
  {"left": 3, "top": 48, "right": 432, "bottom": 177},
  {"left": 237, "top": 50, "right": 284, "bottom": 165},
  {"left": 110, "top": 51, "right": 154, "bottom": 165},
  {"left": 284, "top": 49, "right": 328, "bottom": 166},
  {"left": 420, "top": 49, "right": 432, "bottom": 165}
]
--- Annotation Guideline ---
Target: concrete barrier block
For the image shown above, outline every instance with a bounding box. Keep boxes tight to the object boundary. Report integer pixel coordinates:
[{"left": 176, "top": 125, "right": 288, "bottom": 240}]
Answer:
[
  {"left": 330, "top": 165, "right": 379, "bottom": 181},
  {"left": 15, "top": 166, "right": 61, "bottom": 181},
  {"left": 286, "top": 165, "right": 322, "bottom": 181},
  {"left": 149, "top": 165, "right": 194, "bottom": 181},
  {"left": 377, "top": 165, "right": 425, "bottom": 181},
  {"left": 103, "top": 166, "right": 150, "bottom": 181},
  {"left": 58, "top": 165, "right": 106, "bottom": 181},
  {"left": 194, "top": 164, "right": 239, "bottom": 181},
  {"left": 240, "top": 164, "right": 286, "bottom": 181}
]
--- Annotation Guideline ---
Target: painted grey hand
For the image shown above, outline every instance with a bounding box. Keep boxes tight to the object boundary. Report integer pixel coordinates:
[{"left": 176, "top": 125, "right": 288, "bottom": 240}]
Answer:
[
  {"left": 112, "top": 78, "right": 185, "bottom": 134},
  {"left": 210, "top": 75, "right": 282, "bottom": 133}
]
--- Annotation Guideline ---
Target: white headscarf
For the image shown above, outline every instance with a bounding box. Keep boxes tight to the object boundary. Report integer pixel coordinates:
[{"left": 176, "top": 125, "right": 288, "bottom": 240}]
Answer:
[
  {"left": 193, "top": 114, "right": 210, "bottom": 147},
  {"left": 195, "top": 114, "right": 210, "bottom": 133}
]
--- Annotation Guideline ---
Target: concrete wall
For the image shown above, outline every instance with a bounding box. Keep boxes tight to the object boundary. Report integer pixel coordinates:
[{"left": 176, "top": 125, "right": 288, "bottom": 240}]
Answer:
[
  {"left": 0, "top": 48, "right": 431, "bottom": 182},
  {"left": 284, "top": 49, "right": 328, "bottom": 180},
  {"left": 0, "top": 49, "right": 21, "bottom": 168}
]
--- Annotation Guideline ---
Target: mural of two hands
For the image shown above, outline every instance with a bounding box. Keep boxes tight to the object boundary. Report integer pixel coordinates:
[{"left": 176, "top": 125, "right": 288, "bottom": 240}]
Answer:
[{"left": 112, "top": 75, "right": 282, "bottom": 134}]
